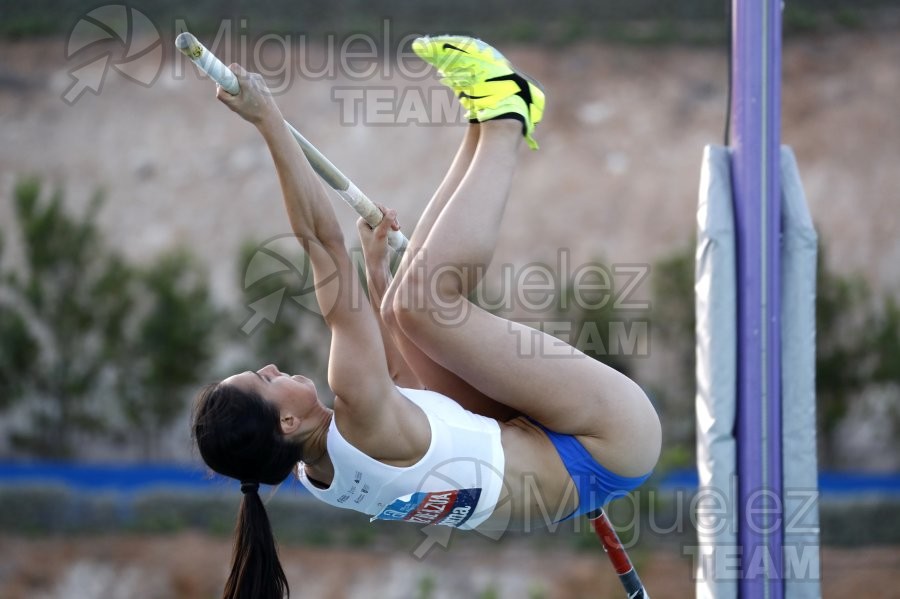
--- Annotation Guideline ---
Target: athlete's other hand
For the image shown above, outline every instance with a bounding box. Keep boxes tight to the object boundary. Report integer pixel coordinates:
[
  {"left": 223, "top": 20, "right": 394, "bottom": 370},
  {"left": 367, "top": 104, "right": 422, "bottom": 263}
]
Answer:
[
  {"left": 357, "top": 203, "right": 400, "bottom": 287},
  {"left": 216, "top": 64, "right": 282, "bottom": 126}
]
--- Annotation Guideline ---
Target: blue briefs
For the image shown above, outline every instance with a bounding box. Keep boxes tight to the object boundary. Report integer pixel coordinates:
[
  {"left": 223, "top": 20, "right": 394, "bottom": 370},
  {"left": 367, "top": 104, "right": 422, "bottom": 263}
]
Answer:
[{"left": 533, "top": 420, "right": 651, "bottom": 521}]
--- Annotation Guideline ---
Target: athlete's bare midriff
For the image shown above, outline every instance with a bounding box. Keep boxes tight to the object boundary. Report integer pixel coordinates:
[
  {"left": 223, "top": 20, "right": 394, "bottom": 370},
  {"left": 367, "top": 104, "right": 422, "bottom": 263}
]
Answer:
[
  {"left": 483, "top": 403, "right": 660, "bottom": 533},
  {"left": 477, "top": 417, "right": 579, "bottom": 532}
]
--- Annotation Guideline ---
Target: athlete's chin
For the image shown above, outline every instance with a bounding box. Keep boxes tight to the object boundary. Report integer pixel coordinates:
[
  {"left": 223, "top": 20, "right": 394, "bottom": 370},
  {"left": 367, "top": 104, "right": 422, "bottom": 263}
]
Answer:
[{"left": 291, "top": 374, "right": 315, "bottom": 388}]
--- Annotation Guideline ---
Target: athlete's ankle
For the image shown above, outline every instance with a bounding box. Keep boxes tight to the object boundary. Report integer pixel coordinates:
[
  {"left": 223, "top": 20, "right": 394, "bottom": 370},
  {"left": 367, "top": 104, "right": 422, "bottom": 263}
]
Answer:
[{"left": 481, "top": 118, "right": 522, "bottom": 135}]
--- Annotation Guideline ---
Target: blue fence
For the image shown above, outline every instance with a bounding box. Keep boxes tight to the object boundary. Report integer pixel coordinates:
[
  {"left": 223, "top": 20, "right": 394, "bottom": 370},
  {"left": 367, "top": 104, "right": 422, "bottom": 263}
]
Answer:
[
  {"left": 658, "top": 468, "right": 900, "bottom": 497},
  {"left": 1, "top": 462, "right": 899, "bottom": 497},
  {"left": 0, "top": 461, "right": 291, "bottom": 496}
]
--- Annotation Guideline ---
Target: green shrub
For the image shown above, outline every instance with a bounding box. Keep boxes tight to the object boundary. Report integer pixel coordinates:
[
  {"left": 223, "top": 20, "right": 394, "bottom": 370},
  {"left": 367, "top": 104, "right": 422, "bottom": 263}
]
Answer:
[{"left": 0, "top": 179, "right": 219, "bottom": 458}]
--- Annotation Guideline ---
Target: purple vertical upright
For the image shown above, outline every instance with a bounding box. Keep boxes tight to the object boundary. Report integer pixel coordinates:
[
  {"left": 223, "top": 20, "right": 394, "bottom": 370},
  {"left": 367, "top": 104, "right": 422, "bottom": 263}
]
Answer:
[{"left": 730, "top": 1, "right": 783, "bottom": 597}]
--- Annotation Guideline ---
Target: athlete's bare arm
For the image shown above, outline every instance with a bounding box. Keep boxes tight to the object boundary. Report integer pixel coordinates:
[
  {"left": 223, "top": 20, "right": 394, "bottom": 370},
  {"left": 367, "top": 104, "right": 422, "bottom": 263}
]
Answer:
[
  {"left": 216, "top": 68, "right": 397, "bottom": 408},
  {"left": 356, "top": 208, "right": 422, "bottom": 389}
]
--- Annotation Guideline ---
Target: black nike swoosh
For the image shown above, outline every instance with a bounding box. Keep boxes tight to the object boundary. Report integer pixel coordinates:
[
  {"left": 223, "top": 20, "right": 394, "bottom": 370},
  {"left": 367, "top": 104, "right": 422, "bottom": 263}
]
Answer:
[
  {"left": 442, "top": 43, "right": 469, "bottom": 54},
  {"left": 458, "top": 92, "right": 489, "bottom": 100},
  {"left": 484, "top": 73, "right": 533, "bottom": 105}
]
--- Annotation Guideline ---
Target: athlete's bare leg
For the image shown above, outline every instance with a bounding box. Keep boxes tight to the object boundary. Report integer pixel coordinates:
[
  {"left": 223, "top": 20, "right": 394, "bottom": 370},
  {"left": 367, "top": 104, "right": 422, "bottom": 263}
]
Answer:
[
  {"left": 390, "top": 120, "right": 660, "bottom": 476},
  {"left": 381, "top": 124, "right": 518, "bottom": 420}
]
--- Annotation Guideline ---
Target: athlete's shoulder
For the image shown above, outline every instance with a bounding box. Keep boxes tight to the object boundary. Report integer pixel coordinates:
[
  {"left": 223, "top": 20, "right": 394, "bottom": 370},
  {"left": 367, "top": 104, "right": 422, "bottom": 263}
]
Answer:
[{"left": 334, "top": 388, "right": 432, "bottom": 466}]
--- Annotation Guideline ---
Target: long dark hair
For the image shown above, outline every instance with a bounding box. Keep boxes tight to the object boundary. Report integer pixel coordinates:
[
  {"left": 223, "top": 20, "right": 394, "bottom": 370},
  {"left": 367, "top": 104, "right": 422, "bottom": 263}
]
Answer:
[{"left": 193, "top": 382, "right": 304, "bottom": 599}]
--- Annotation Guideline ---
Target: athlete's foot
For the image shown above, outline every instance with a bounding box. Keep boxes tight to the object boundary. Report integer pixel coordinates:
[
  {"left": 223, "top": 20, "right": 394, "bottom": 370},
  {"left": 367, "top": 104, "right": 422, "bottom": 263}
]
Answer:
[{"left": 413, "top": 35, "right": 545, "bottom": 150}]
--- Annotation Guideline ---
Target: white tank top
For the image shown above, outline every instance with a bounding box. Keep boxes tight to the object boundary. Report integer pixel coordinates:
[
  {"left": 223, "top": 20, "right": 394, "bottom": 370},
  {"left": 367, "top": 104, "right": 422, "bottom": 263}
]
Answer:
[{"left": 296, "top": 387, "right": 505, "bottom": 530}]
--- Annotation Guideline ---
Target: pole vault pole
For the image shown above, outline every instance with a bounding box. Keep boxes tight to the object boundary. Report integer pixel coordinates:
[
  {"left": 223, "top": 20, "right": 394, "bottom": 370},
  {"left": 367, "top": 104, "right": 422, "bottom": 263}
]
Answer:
[
  {"left": 590, "top": 509, "right": 649, "bottom": 598},
  {"left": 174, "top": 32, "right": 409, "bottom": 253}
]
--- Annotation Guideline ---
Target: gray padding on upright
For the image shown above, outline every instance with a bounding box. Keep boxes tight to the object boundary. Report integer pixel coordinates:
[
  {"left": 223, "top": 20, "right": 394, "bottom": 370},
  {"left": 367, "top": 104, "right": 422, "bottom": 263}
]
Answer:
[
  {"left": 695, "top": 144, "right": 738, "bottom": 599},
  {"left": 780, "top": 146, "right": 821, "bottom": 597}
]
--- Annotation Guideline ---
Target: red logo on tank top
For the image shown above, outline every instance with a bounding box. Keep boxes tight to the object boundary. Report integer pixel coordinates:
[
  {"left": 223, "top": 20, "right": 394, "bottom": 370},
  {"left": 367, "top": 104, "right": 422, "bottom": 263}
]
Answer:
[{"left": 373, "top": 488, "right": 482, "bottom": 528}]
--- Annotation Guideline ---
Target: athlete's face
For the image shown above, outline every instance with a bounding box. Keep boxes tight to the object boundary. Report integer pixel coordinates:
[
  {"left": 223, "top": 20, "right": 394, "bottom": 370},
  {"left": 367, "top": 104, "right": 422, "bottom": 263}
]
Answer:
[{"left": 222, "top": 364, "right": 320, "bottom": 436}]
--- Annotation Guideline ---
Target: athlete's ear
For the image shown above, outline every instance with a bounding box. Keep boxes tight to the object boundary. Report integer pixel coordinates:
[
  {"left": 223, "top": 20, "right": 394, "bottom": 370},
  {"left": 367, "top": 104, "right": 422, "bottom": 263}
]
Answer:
[{"left": 279, "top": 413, "right": 301, "bottom": 437}]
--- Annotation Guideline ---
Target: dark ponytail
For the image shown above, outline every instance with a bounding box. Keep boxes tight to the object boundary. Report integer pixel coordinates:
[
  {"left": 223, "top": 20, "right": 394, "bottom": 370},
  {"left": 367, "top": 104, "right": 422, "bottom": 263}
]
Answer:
[
  {"left": 192, "top": 383, "right": 304, "bottom": 599},
  {"left": 223, "top": 485, "right": 290, "bottom": 599}
]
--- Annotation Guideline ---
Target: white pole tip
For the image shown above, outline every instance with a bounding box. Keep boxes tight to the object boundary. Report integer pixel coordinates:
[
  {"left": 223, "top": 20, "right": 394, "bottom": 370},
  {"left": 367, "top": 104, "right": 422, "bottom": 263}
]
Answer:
[{"left": 174, "top": 32, "right": 201, "bottom": 58}]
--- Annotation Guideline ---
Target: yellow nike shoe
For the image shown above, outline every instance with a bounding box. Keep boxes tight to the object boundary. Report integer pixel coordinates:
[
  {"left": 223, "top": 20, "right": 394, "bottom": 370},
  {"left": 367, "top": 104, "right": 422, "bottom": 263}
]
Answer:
[
  {"left": 473, "top": 73, "right": 545, "bottom": 150},
  {"left": 412, "top": 35, "right": 511, "bottom": 81},
  {"left": 412, "top": 35, "right": 545, "bottom": 149}
]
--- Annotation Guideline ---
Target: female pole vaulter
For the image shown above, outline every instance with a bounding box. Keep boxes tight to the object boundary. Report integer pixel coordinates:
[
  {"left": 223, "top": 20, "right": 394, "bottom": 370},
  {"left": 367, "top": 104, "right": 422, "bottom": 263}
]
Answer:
[{"left": 191, "top": 36, "right": 660, "bottom": 599}]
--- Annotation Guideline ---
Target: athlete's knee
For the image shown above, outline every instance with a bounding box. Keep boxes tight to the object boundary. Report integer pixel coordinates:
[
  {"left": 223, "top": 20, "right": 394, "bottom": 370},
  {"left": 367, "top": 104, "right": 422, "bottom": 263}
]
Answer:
[
  {"left": 392, "top": 264, "right": 434, "bottom": 308},
  {"left": 389, "top": 270, "right": 441, "bottom": 329},
  {"left": 411, "top": 261, "right": 465, "bottom": 303},
  {"left": 389, "top": 261, "right": 474, "bottom": 335},
  {"left": 380, "top": 290, "right": 401, "bottom": 330},
  {"left": 388, "top": 271, "right": 419, "bottom": 330}
]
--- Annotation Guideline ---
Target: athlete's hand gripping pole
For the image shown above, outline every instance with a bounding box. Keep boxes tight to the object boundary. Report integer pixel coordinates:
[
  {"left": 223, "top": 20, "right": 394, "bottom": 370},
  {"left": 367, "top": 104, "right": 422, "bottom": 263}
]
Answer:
[
  {"left": 590, "top": 509, "right": 650, "bottom": 598},
  {"left": 175, "top": 32, "right": 408, "bottom": 253}
]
